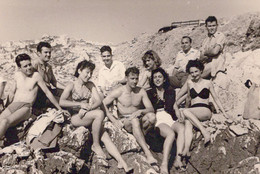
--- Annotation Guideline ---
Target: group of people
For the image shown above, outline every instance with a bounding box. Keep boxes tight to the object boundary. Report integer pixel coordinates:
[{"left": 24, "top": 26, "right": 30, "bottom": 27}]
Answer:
[{"left": 0, "top": 15, "right": 229, "bottom": 174}]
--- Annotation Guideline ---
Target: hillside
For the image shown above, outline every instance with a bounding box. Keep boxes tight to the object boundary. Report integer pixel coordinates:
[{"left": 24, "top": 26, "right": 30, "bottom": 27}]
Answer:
[{"left": 0, "top": 12, "right": 260, "bottom": 174}]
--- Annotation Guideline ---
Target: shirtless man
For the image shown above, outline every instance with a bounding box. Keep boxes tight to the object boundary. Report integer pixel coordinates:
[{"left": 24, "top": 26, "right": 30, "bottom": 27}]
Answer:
[
  {"left": 103, "top": 67, "right": 157, "bottom": 165},
  {"left": 0, "top": 54, "right": 68, "bottom": 148}
]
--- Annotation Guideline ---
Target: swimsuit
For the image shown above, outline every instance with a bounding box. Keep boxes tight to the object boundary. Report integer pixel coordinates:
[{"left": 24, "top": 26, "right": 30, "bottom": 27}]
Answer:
[
  {"left": 190, "top": 103, "right": 211, "bottom": 111},
  {"left": 7, "top": 102, "right": 32, "bottom": 114},
  {"left": 190, "top": 88, "right": 210, "bottom": 99},
  {"left": 155, "top": 109, "right": 175, "bottom": 127},
  {"left": 189, "top": 88, "right": 211, "bottom": 110}
]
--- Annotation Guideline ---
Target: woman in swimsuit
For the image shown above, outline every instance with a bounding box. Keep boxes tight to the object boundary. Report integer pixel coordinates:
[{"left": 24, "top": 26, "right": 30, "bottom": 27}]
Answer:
[
  {"left": 60, "top": 60, "right": 132, "bottom": 173},
  {"left": 138, "top": 50, "right": 162, "bottom": 90},
  {"left": 147, "top": 68, "right": 185, "bottom": 173},
  {"left": 176, "top": 59, "right": 228, "bottom": 158}
]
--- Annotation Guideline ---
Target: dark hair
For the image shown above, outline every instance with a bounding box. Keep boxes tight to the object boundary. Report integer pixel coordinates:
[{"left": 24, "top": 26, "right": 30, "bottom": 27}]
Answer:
[
  {"left": 150, "top": 67, "right": 170, "bottom": 89},
  {"left": 141, "top": 50, "right": 162, "bottom": 68},
  {"left": 125, "top": 67, "right": 140, "bottom": 77},
  {"left": 205, "top": 16, "right": 218, "bottom": 25},
  {"left": 182, "top": 36, "right": 192, "bottom": 43},
  {"left": 74, "top": 60, "right": 95, "bottom": 77},
  {"left": 15, "top": 54, "right": 31, "bottom": 67},
  {"left": 37, "top": 42, "right": 51, "bottom": 52},
  {"left": 186, "top": 59, "right": 204, "bottom": 73},
  {"left": 100, "top": 45, "right": 112, "bottom": 54}
]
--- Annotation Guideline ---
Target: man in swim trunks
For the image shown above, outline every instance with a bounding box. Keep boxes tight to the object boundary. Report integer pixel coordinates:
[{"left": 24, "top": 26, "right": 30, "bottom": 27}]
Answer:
[
  {"left": 199, "top": 16, "right": 226, "bottom": 79},
  {"left": 0, "top": 54, "right": 68, "bottom": 148},
  {"left": 32, "top": 42, "right": 65, "bottom": 111},
  {"left": 103, "top": 67, "right": 157, "bottom": 165}
]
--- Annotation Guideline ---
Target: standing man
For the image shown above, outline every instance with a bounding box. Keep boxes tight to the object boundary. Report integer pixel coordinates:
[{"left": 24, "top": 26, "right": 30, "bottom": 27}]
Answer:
[
  {"left": 0, "top": 54, "right": 68, "bottom": 148},
  {"left": 170, "top": 36, "right": 200, "bottom": 88},
  {"left": 200, "top": 16, "right": 226, "bottom": 79},
  {"left": 98, "top": 46, "right": 126, "bottom": 98},
  {"left": 103, "top": 67, "right": 157, "bottom": 165},
  {"left": 33, "top": 42, "right": 64, "bottom": 111}
]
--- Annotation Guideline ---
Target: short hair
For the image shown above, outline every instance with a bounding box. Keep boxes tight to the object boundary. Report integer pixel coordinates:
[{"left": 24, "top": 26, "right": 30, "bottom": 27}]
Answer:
[
  {"left": 37, "top": 42, "right": 51, "bottom": 53},
  {"left": 186, "top": 59, "right": 204, "bottom": 73},
  {"left": 15, "top": 54, "right": 31, "bottom": 67},
  {"left": 182, "top": 36, "right": 192, "bottom": 43},
  {"left": 141, "top": 50, "right": 162, "bottom": 68},
  {"left": 205, "top": 16, "right": 218, "bottom": 25},
  {"left": 74, "top": 60, "right": 95, "bottom": 77},
  {"left": 100, "top": 45, "right": 112, "bottom": 54},
  {"left": 150, "top": 67, "right": 170, "bottom": 89},
  {"left": 125, "top": 67, "right": 140, "bottom": 77}
]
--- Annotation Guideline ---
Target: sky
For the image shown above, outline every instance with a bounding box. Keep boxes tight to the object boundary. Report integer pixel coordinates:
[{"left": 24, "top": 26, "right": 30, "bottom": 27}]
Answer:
[{"left": 0, "top": 0, "right": 260, "bottom": 44}]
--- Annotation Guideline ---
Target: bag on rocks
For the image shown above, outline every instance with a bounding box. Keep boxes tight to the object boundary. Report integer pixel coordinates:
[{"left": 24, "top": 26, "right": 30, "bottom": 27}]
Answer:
[{"left": 243, "top": 83, "right": 260, "bottom": 120}]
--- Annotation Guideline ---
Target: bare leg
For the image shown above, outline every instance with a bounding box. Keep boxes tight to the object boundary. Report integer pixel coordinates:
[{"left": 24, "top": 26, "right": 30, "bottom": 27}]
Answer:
[
  {"left": 182, "top": 108, "right": 211, "bottom": 144},
  {"left": 142, "top": 112, "right": 156, "bottom": 135},
  {"left": 171, "top": 122, "right": 185, "bottom": 168},
  {"left": 101, "top": 131, "right": 133, "bottom": 172},
  {"left": 182, "top": 120, "right": 193, "bottom": 156},
  {"left": 0, "top": 107, "right": 30, "bottom": 139},
  {"left": 71, "top": 109, "right": 106, "bottom": 157},
  {"left": 157, "top": 123, "right": 176, "bottom": 174},
  {"left": 131, "top": 118, "right": 157, "bottom": 164}
]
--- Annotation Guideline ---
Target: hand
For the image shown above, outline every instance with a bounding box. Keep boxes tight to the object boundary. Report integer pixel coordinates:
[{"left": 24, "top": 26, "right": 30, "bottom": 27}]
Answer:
[
  {"left": 129, "top": 110, "right": 143, "bottom": 120},
  {"left": 78, "top": 109, "right": 87, "bottom": 119},
  {"left": 80, "top": 103, "right": 91, "bottom": 111},
  {"left": 112, "top": 119, "right": 124, "bottom": 130},
  {"left": 59, "top": 109, "right": 71, "bottom": 117},
  {"left": 111, "top": 81, "right": 119, "bottom": 88}
]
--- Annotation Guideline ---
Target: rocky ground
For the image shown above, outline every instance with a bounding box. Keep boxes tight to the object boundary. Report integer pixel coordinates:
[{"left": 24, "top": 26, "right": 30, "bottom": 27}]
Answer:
[{"left": 0, "top": 12, "right": 260, "bottom": 173}]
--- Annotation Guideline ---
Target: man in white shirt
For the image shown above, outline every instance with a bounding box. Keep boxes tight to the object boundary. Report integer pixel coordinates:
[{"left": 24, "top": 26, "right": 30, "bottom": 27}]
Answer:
[
  {"left": 98, "top": 46, "right": 126, "bottom": 98},
  {"left": 199, "top": 16, "right": 226, "bottom": 79},
  {"left": 170, "top": 36, "right": 200, "bottom": 88}
]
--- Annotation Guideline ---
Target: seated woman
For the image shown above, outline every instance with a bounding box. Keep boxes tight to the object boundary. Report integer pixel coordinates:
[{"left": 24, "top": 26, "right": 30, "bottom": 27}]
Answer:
[
  {"left": 147, "top": 68, "right": 185, "bottom": 174},
  {"left": 59, "top": 60, "right": 132, "bottom": 173},
  {"left": 176, "top": 59, "right": 228, "bottom": 158},
  {"left": 138, "top": 50, "right": 162, "bottom": 90}
]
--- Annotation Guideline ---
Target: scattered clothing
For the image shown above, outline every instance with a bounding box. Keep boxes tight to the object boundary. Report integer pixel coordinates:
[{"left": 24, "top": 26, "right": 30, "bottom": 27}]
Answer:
[{"left": 27, "top": 109, "right": 64, "bottom": 144}]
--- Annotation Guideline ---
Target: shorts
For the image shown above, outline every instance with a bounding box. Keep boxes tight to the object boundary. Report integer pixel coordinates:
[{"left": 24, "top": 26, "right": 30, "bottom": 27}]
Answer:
[
  {"left": 7, "top": 102, "right": 32, "bottom": 114},
  {"left": 155, "top": 110, "right": 175, "bottom": 127}
]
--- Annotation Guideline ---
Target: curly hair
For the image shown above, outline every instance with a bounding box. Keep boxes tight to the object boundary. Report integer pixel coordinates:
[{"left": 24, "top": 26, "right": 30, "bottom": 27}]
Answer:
[
  {"left": 150, "top": 67, "right": 170, "bottom": 89},
  {"left": 186, "top": 59, "right": 204, "bottom": 73},
  {"left": 74, "top": 60, "right": 95, "bottom": 77},
  {"left": 141, "top": 50, "right": 162, "bottom": 69}
]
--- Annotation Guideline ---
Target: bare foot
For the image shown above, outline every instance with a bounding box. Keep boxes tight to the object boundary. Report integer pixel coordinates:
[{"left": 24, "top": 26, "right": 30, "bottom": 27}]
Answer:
[
  {"left": 91, "top": 144, "right": 106, "bottom": 158},
  {"left": 117, "top": 162, "right": 133, "bottom": 173},
  {"left": 146, "top": 155, "right": 157, "bottom": 165},
  {"left": 203, "top": 132, "right": 211, "bottom": 146},
  {"left": 160, "top": 163, "right": 169, "bottom": 174},
  {"left": 174, "top": 158, "right": 183, "bottom": 169}
]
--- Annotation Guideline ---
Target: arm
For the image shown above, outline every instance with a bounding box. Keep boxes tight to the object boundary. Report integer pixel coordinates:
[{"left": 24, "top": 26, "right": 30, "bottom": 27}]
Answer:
[
  {"left": 59, "top": 83, "right": 81, "bottom": 108},
  {"left": 209, "top": 81, "right": 228, "bottom": 118},
  {"left": 89, "top": 83, "right": 102, "bottom": 110},
  {"left": 138, "top": 70, "right": 149, "bottom": 87},
  {"left": 7, "top": 80, "right": 16, "bottom": 103},
  {"left": 176, "top": 80, "right": 188, "bottom": 103},
  {"left": 103, "top": 88, "right": 123, "bottom": 129},
  {"left": 130, "top": 89, "right": 154, "bottom": 119},
  {"left": 203, "top": 44, "right": 222, "bottom": 58},
  {"left": 36, "top": 74, "right": 62, "bottom": 110}
]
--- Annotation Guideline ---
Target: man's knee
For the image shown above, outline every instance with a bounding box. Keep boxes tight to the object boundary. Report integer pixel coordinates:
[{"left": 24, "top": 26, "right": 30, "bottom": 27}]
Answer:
[
  {"left": 0, "top": 118, "right": 10, "bottom": 127},
  {"left": 96, "top": 110, "right": 105, "bottom": 120},
  {"left": 145, "top": 112, "right": 156, "bottom": 125}
]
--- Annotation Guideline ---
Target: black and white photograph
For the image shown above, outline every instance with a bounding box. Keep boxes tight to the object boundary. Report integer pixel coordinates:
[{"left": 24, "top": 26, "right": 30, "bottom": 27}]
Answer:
[{"left": 0, "top": 0, "right": 260, "bottom": 173}]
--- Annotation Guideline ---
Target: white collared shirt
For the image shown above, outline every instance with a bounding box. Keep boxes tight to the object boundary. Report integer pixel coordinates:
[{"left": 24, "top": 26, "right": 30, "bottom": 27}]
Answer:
[
  {"left": 98, "top": 60, "right": 126, "bottom": 91},
  {"left": 174, "top": 48, "right": 200, "bottom": 72}
]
